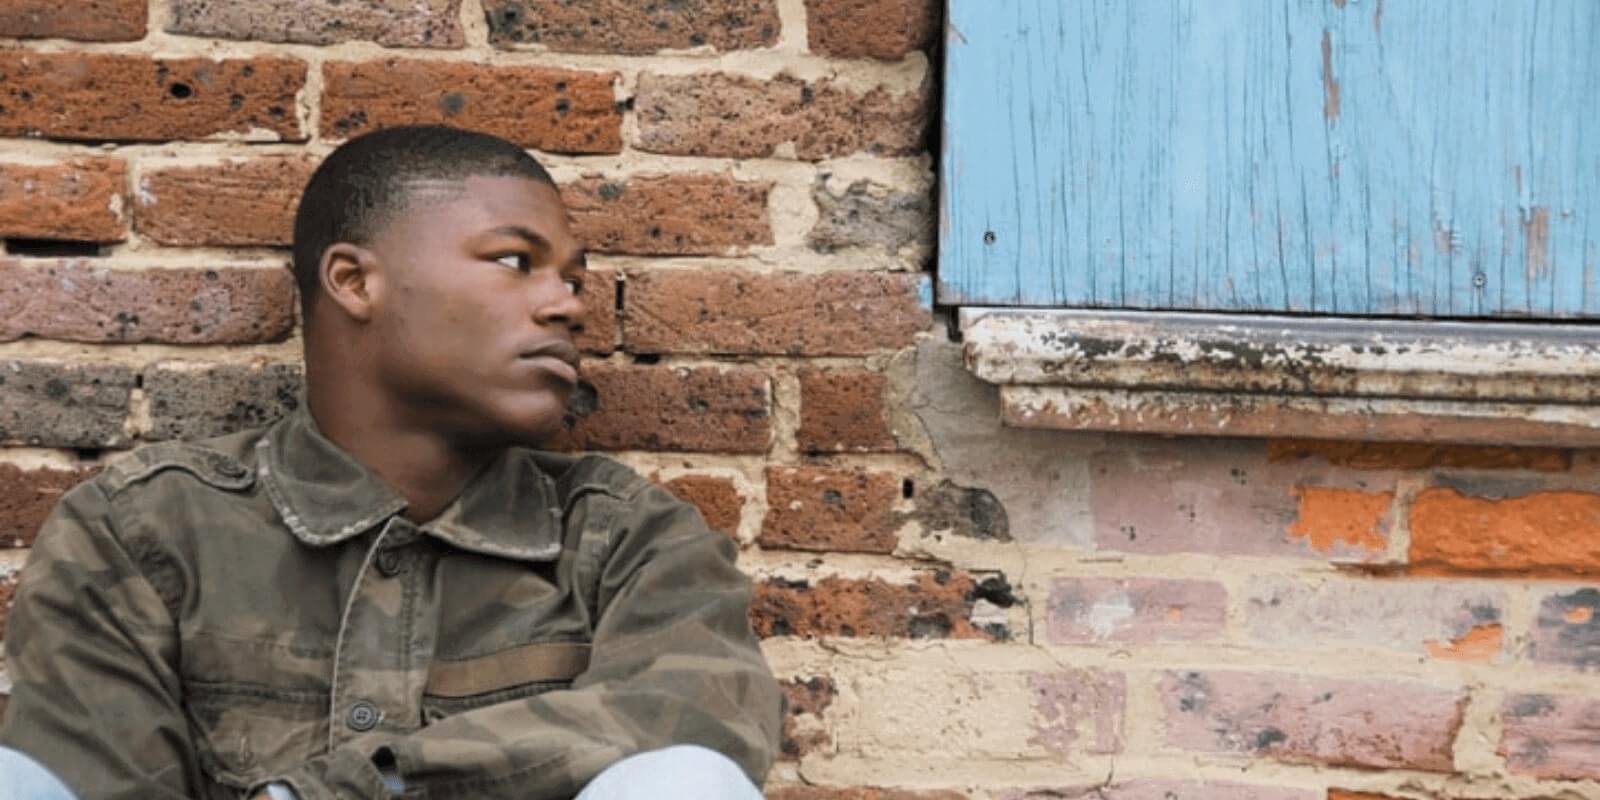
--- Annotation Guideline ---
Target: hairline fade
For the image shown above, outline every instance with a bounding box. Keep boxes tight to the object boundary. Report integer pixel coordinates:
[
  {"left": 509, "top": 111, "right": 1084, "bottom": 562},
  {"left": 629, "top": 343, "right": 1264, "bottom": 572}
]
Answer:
[{"left": 290, "top": 125, "right": 556, "bottom": 315}]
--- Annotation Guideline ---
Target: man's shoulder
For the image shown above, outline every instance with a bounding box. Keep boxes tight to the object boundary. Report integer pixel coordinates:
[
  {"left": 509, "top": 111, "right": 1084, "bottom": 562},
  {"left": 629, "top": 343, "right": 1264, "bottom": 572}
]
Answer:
[
  {"left": 526, "top": 449, "right": 654, "bottom": 503},
  {"left": 93, "top": 428, "right": 266, "bottom": 501}
]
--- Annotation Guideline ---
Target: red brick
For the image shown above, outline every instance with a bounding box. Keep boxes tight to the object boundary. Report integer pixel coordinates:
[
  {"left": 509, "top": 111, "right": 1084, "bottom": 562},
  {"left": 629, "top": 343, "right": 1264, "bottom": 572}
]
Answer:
[
  {"left": 1046, "top": 578, "right": 1226, "bottom": 644},
  {"left": 563, "top": 174, "right": 771, "bottom": 256},
  {"left": 0, "top": 261, "right": 295, "bottom": 346},
  {"left": 1287, "top": 486, "right": 1392, "bottom": 556},
  {"left": 804, "top": 0, "right": 937, "bottom": 60},
  {"left": 761, "top": 467, "right": 900, "bottom": 554},
  {"left": 169, "top": 0, "right": 463, "bottom": 48},
  {"left": 485, "top": 0, "right": 779, "bottom": 53},
  {"left": 660, "top": 474, "right": 742, "bottom": 536},
  {"left": 797, "top": 369, "right": 896, "bottom": 452},
  {"left": 1267, "top": 438, "right": 1571, "bottom": 472},
  {"left": 1028, "top": 670, "right": 1125, "bottom": 755},
  {"left": 624, "top": 270, "right": 930, "bottom": 356},
  {"left": 1501, "top": 693, "right": 1600, "bottom": 780},
  {"left": 0, "top": 159, "right": 127, "bottom": 242},
  {"left": 767, "top": 790, "right": 964, "bottom": 800},
  {"left": 0, "top": 53, "right": 305, "bottom": 142},
  {"left": 546, "top": 363, "right": 770, "bottom": 454},
  {"left": 1244, "top": 577, "right": 1506, "bottom": 662},
  {"left": 0, "top": 362, "right": 136, "bottom": 448},
  {"left": 135, "top": 157, "right": 316, "bottom": 247},
  {"left": 321, "top": 60, "right": 621, "bottom": 154},
  {"left": 779, "top": 675, "right": 835, "bottom": 759},
  {"left": 574, "top": 268, "right": 618, "bottom": 355},
  {"left": 751, "top": 571, "right": 1008, "bottom": 639},
  {"left": 143, "top": 363, "right": 303, "bottom": 441},
  {"left": 634, "top": 72, "right": 929, "bottom": 160},
  {"left": 1529, "top": 587, "right": 1600, "bottom": 670},
  {"left": 1159, "top": 671, "right": 1465, "bottom": 772},
  {"left": 1002, "top": 782, "right": 1318, "bottom": 800},
  {"left": 0, "top": 463, "right": 97, "bottom": 548},
  {"left": 0, "top": 0, "right": 146, "bottom": 41},
  {"left": 1408, "top": 488, "right": 1600, "bottom": 576}
]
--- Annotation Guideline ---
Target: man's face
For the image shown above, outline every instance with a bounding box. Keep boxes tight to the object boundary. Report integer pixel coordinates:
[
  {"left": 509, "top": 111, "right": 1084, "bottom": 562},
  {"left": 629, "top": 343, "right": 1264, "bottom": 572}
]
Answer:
[{"left": 363, "top": 174, "right": 588, "bottom": 446}]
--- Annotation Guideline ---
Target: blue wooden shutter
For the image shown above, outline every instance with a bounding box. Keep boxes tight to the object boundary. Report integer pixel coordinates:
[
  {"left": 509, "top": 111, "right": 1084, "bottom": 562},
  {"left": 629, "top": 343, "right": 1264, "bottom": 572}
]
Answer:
[{"left": 940, "top": 1, "right": 1600, "bottom": 317}]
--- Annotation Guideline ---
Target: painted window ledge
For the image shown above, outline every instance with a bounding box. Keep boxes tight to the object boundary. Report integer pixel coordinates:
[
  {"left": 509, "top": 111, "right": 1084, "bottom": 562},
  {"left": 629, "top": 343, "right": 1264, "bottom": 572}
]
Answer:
[{"left": 960, "top": 309, "right": 1600, "bottom": 447}]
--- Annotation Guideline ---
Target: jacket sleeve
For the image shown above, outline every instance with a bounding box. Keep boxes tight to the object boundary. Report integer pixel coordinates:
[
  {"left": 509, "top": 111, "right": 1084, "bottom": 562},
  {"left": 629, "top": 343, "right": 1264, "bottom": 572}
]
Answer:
[
  {"left": 275, "top": 482, "right": 784, "bottom": 800},
  {"left": 0, "top": 480, "right": 203, "bottom": 799}
]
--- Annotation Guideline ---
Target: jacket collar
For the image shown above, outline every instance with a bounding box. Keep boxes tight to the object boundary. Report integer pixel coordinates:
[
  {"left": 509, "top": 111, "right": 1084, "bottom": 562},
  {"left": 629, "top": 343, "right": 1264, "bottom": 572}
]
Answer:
[{"left": 255, "top": 405, "right": 564, "bottom": 561}]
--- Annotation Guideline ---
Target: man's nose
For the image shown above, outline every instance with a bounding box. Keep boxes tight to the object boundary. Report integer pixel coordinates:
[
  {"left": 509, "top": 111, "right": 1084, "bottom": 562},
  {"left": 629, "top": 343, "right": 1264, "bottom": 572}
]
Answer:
[{"left": 532, "top": 273, "right": 586, "bottom": 332}]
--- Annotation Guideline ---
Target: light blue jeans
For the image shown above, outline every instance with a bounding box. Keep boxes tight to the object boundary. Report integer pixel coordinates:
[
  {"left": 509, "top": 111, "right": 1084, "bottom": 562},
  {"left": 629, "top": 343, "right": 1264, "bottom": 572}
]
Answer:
[{"left": 0, "top": 744, "right": 760, "bottom": 800}]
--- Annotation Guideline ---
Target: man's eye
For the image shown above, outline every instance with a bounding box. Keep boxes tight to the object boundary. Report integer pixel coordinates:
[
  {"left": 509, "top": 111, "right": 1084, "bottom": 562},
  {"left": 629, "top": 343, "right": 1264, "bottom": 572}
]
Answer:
[
  {"left": 495, "top": 254, "right": 530, "bottom": 272},
  {"left": 563, "top": 277, "right": 584, "bottom": 296}
]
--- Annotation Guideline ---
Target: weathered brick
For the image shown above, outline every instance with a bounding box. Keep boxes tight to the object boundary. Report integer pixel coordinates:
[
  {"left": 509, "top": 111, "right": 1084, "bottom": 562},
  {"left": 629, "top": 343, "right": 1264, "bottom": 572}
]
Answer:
[
  {"left": 804, "top": 0, "right": 937, "bottom": 60},
  {"left": 902, "top": 481, "right": 1010, "bottom": 542},
  {"left": 546, "top": 363, "right": 770, "bottom": 454},
  {"left": 1028, "top": 670, "right": 1125, "bottom": 755},
  {"left": 1267, "top": 438, "right": 1571, "bottom": 472},
  {"left": 563, "top": 174, "right": 771, "bottom": 256},
  {"left": 624, "top": 270, "right": 930, "bottom": 356},
  {"left": 169, "top": 0, "right": 463, "bottom": 48},
  {"left": 0, "top": 261, "right": 296, "bottom": 345},
  {"left": 0, "top": 159, "right": 127, "bottom": 242},
  {"left": 0, "top": 0, "right": 146, "bottom": 41},
  {"left": 1409, "top": 488, "right": 1600, "bottom": 576},
  {"left": 809, "top": 177, "right": 931, "bottom": 255},
  {"left": 1046, "top": 578, "right": 1226, "bottom": 643},
  {"left": 797, "top": 369, "right": 896, "bottom": 452},
  {"left": 0, "top": 462, "right": 98, "bottom": 548},
  {"left": 0, "top": 361, "right": 134, "bottom": 448},
  {"left": 574, "top": 268, "right": 618, "bottom": 355},
  {"left": 1325, "top": 793, "right": 1404, "bottom": 800},
  {"left": 0, "top": 564, "right": 18, "bottom": 640},
  {"left": 767, "top": 789, "right": 964, "bottom": 800},
  {"left": 659, "top": 474, "right": 742, "bottom": 536},
  {"left": 1158, "top": 671, "right": 1465, "bottom": 772},
  {"left": 1090, "top": 443, "right": 1394, "bottom": 561},
  {"left": 1244, "top": 577, "right": 1506, "bottom": 662},
  {"left": 321, "top": 61, "right": 621, "bottom": 154},
  {"left": 751, "top": 571, "right": 1010, "bottom": 639},
  {"left": 485, "top": 0, "right": 779, "bottom": 53},
  {"left": 635, "top": 72, "right": 929, "bottom": 160},
  {"left": 0, "top": 53, "right": 305, "bottom": 142},
  {"left": 1004, "top": 781, "right": 1318, "bottom": 800},
  {"left": 1501, "top": 693, "right": 1600, "bottom": 780},
  {"left": 1530, "top": 587, "right": 1600, "bottom": 671},
  {"left": 1287, "top": 486, "right": 1392, "bottom": 556},
  {"left": 143, "top": 363, "right": 303, "bottom": 442},
  {"left": 761, "top": 467, "right": 900, "bottom": 553},
  {"left": 779, "top": 676, "right": 835, "bottom": 759},
  {"left": 135, "top": 157, "right": 316, "bottom": 247}
]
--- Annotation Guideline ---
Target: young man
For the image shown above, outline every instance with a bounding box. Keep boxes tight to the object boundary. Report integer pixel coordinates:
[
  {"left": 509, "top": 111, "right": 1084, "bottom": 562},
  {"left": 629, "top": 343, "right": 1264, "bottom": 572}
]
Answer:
[{"left": 0, "top": 126, "right": 782, "bottom": 799}]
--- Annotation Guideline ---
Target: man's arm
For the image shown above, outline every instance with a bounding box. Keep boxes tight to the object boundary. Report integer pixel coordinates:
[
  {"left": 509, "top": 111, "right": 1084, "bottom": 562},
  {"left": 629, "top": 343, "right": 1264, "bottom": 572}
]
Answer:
[
  {"left": 268, "top": 482, "right": 784, "bottom": 800},
  {"left": 0, "top": 480, "right": 202, "bottom": 799}
]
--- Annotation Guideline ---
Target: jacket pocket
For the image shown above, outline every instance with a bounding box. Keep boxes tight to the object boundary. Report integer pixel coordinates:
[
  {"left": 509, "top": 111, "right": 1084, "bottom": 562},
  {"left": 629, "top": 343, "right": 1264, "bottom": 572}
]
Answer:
[
  {"left": 421, "top": 641, "right": 589, "bottom": 723},
  {"left": 183, "top": 680, "right": 326, "bottom": 789}
]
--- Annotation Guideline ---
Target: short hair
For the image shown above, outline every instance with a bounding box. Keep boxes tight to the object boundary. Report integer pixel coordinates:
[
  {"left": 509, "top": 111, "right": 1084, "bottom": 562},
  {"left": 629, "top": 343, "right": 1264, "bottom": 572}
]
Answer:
[{"left": 291, "top": 125, "right": 555, "bottom": 312}]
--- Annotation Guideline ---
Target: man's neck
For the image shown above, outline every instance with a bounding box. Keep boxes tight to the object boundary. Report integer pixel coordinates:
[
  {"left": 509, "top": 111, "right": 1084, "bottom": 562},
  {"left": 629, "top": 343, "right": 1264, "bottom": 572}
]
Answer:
[{"left": 305, "top": 382, "right": 493, "bottom": 524}]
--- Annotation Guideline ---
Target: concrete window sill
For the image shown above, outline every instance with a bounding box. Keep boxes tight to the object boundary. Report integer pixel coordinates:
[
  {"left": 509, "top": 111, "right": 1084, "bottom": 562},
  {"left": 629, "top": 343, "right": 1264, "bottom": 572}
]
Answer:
[{"left": 960, "top": 309, "right": 1600, "bottom": 447}]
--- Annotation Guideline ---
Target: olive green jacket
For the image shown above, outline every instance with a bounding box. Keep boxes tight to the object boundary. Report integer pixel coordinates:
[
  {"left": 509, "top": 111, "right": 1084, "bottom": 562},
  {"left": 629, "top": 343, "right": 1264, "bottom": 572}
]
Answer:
[{"left": 0, "top": 407, "right": 781, "bottom": 799}]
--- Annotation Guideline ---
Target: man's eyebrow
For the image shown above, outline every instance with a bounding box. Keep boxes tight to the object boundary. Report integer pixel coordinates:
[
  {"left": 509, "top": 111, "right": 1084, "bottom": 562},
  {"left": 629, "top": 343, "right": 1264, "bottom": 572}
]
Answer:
[{"left": 487, "top": 224, "right": 550, "bottom": 250}]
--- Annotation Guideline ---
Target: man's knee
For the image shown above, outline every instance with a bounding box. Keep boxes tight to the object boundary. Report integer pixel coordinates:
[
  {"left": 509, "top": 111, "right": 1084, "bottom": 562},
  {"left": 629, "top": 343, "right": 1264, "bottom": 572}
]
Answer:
[
  {"left": 0, "top": 747, "right": 77, "bottom": 800},
  {"left": 577, "top": 745, "right": 761, "bottom": 800}
]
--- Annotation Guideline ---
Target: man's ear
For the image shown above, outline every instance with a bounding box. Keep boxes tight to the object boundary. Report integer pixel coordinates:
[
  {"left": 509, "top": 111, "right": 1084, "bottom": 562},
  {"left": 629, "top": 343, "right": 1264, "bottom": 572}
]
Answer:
[{"left": 319, "top": 243, "right": 381, "bottom": 323}]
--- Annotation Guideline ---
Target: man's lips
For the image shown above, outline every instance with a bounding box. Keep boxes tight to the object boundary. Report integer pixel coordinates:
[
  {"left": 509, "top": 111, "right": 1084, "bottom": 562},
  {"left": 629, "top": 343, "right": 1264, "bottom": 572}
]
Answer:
[{"left": 517, "top": 340, "right": 581, "bottom": 385}]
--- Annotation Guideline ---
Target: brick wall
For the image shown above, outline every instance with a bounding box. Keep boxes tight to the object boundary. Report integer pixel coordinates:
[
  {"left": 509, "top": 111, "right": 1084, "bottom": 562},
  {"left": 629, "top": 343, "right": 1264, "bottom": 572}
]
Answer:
[{"left": 1, "top": 2, "right": 1598, "bottom": 799}]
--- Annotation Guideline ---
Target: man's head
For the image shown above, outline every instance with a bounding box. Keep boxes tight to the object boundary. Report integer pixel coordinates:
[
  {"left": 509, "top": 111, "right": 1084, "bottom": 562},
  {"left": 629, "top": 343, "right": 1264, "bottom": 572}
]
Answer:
[{"left": 292, "top": 125, "right": 588, "bottom": 447}]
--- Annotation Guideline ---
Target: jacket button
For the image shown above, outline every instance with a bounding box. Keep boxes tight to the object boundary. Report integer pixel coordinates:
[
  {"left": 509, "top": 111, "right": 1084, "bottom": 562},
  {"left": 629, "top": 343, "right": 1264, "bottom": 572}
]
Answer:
[
  {"left": 375, "top": 549, "right": 405, "bottom": 577},
  {"left": 347, "top": 701, "right": 381, "bottom": 732}
]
